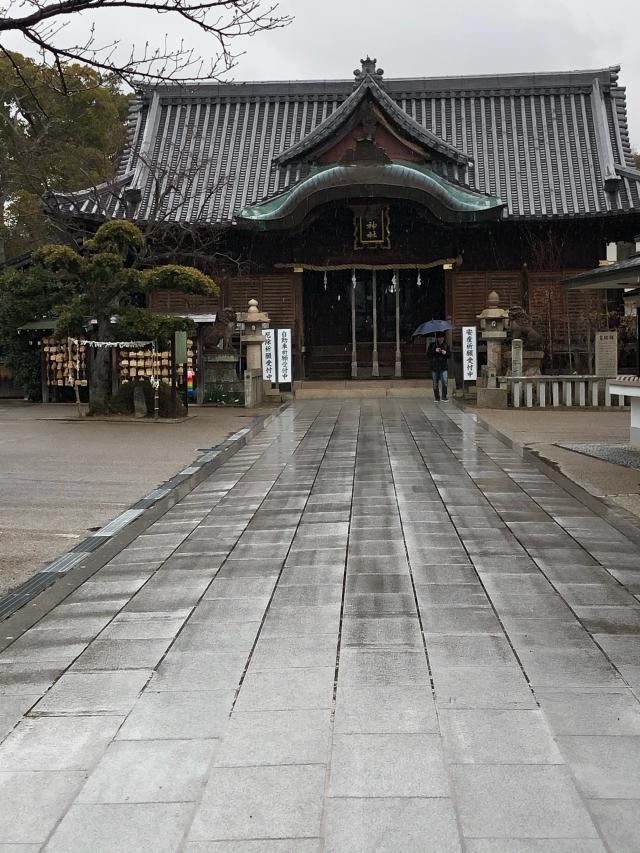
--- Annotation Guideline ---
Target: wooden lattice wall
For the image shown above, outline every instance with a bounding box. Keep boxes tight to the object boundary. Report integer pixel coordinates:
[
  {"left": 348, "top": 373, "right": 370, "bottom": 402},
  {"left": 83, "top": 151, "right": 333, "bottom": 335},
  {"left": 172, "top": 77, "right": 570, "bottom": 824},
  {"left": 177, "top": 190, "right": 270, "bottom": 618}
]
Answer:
[{"left": 450, "top": 269, "right": 605, "bottom": 358}]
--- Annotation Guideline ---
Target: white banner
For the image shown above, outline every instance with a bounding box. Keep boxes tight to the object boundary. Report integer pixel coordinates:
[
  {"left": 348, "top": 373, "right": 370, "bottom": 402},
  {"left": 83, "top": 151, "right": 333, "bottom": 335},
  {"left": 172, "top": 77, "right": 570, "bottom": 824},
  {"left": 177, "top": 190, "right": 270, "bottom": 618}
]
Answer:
[
  {"left": 262, "top": 328, "right": 276, "bottom": 383},
  {"left": 462, "top": 326, "right": 477, "bottom": 381},
  {"left": 277, "top": 328, "right": 292, "bottom": 384}
]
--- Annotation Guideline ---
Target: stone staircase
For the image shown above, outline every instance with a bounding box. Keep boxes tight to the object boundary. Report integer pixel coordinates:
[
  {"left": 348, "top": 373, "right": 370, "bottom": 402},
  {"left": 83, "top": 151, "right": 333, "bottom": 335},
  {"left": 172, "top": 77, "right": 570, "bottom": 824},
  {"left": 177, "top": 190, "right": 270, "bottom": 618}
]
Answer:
[{"left": 293, "top": 379, "right": 438, "bottom": 399}]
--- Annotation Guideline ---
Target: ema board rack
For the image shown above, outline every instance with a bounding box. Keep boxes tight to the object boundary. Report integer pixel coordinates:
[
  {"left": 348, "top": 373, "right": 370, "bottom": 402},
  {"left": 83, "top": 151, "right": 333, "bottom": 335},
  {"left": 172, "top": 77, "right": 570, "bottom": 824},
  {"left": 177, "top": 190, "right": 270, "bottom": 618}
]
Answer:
[{"left": 117, "top": 340, "right": 195, "bottom": 384}]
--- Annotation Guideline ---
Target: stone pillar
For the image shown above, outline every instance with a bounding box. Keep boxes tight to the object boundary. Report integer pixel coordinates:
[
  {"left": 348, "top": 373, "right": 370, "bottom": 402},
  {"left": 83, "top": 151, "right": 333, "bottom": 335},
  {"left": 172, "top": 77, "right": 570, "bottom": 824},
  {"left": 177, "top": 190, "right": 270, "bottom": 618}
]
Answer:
[{"left": 512, "top": 338, "right": 523, "bottom": 378}]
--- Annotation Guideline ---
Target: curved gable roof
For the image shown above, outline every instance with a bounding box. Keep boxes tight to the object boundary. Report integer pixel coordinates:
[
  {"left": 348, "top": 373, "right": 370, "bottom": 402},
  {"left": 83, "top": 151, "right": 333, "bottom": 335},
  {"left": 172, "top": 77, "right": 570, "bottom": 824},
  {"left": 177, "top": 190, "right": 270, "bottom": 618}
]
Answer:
[{"left": 274, "top": 73, "right": 469, "bottom": 168}]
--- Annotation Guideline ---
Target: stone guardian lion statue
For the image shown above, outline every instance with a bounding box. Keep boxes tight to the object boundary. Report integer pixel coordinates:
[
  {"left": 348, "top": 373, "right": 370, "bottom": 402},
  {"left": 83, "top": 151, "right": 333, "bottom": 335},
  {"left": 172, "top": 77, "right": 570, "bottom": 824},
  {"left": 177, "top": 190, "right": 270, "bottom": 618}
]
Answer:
[{"left": 203, "top": 307, "right": 237, "bottom": 352}]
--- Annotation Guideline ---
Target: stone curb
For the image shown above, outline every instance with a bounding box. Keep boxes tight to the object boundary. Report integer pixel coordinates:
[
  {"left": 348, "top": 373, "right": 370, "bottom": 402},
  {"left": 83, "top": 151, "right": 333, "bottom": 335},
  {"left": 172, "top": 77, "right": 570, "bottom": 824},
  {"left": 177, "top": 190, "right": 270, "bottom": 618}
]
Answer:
[
  {"left": 455, "top": 400, "right": 640, "bottom": 550},
  {"left": 0, "top": 402, "right": 290, "bottom": 646}
]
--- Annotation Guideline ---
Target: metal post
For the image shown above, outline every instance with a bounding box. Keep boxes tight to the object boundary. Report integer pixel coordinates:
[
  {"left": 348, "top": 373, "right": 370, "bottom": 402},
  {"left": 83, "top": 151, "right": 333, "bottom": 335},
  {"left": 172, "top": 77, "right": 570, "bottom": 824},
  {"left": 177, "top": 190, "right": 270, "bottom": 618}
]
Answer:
[
  {"left": 394, "top": 269, "right": 401, "bottom": 378},
  {"left": 372, "top": 269, "right": 379, "bottom": 377},
  {"left": 351, "top": 271, "right": 357, "bottom": 379}
]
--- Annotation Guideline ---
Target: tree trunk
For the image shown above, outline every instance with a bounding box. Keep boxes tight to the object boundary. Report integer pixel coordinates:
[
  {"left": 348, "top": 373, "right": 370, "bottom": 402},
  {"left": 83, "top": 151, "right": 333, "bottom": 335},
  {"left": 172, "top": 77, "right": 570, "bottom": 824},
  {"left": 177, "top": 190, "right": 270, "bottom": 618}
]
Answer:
[
  {"left": 89, "top": 317, "right": 112, "bottom": 409},
  {"left": 0, "top": 189, "right": 7, "bottom": 267}
]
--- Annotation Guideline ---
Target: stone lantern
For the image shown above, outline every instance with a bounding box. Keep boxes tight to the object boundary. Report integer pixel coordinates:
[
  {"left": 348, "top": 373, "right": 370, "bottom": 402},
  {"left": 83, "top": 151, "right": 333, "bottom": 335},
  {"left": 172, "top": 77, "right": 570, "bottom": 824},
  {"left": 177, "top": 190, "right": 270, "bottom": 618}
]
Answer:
[
  {"left": 239, "top": 298, "right": 270, "bottom": 406},
  {"left": 239, "top": 298, "right": 270, "bottom": 370},
  {"left": 477, "top": 291, "right": 509, "bottom": 383},
  {"left": 476, "top": 291, "right": 509, "bottom": 408}
]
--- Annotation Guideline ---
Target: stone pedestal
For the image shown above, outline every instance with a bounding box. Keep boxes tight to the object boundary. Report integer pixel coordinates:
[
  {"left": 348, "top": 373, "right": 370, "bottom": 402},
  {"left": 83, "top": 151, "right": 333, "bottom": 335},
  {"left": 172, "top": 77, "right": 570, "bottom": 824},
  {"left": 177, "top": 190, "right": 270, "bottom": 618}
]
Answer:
[
  {"left": 477, "top": 387, "right": 509, "bottom": 409},
  {"left": 133, "top": 385, "right": 148, "bottom": 418},
  {"left": 505, "top": 349, "right": 544, "bottom": 376},
  {"left": 203, "top": 352, "right": 242, "bottom": 401},
  {"left": 523, "top": 350, "right": 544, "bottom": 375},
  {"left": 204, "top": 352, "right": 239, "bottom": 384}
]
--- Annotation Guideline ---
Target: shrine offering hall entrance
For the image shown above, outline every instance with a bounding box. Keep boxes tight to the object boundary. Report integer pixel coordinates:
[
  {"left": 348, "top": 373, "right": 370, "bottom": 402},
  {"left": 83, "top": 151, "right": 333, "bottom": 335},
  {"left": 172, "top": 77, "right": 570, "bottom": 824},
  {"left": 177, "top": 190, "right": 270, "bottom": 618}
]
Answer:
[{"left": 303, "top": 267, "right": 445, "bottom": 379}]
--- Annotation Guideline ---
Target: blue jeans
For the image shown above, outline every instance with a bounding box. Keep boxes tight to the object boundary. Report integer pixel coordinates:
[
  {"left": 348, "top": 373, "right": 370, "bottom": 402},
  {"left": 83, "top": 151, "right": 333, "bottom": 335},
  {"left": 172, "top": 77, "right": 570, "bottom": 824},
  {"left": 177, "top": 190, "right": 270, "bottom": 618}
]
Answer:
[{"left": 432, "top": 368, "right": 448, "bottom": 400}]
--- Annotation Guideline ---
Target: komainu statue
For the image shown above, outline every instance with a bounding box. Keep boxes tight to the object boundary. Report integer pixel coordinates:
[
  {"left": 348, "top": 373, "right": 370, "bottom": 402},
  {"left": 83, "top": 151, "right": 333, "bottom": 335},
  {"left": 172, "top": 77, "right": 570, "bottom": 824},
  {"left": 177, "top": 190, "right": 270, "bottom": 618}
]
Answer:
[
  {"left": 509, "top": 305, "right": 543, "bottom": 351},
  {"left": 203, "top": 307, "right": 237, "bottom": 352}
]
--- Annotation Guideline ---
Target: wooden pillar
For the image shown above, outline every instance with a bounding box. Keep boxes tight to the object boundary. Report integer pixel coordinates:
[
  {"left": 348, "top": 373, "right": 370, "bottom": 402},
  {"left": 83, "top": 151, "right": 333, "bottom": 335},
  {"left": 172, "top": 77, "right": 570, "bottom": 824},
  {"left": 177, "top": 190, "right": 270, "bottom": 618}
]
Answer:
[
  {"left": 372, "top": 269, "right": 379, "bottom": 377},
  {"left": 351, "top": 271, "right": 357, "bottom": 379},
  {"left": 40, "top": 342, "right": 49, "bottom": 404},
  {"left": 444, "top": 268, "right": 454, "bottom": 322},
  {"left": 170, "top": 334, "right": 178, "bottom": 418},
  {"left": 293, "top": 271, "right": 305, "bottom": 381},
  {"left": 394, "top": 269, "right": 401, "bottom": 378}
]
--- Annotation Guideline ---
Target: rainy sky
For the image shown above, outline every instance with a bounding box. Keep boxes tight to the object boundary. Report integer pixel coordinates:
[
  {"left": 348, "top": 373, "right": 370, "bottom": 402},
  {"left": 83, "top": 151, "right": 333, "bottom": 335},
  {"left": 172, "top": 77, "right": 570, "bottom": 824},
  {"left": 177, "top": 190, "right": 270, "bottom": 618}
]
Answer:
[{"left": 6, "top": 0, "right": 640, "bottom": 149}]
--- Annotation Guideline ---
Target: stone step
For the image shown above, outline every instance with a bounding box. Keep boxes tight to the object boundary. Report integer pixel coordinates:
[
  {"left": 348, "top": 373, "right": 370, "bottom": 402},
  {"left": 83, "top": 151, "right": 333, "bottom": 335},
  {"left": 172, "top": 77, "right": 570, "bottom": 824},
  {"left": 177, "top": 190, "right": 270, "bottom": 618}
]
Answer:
[{"left": 293, "top": 380, "right": 439, "bottom": 399}]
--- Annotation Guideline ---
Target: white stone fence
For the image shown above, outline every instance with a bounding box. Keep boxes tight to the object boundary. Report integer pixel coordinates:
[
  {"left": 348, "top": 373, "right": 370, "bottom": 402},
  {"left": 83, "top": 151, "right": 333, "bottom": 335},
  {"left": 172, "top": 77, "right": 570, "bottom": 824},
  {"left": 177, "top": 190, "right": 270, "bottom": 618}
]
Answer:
[{"left": 497, "top": 375, "right": 632, "bottom": 408}]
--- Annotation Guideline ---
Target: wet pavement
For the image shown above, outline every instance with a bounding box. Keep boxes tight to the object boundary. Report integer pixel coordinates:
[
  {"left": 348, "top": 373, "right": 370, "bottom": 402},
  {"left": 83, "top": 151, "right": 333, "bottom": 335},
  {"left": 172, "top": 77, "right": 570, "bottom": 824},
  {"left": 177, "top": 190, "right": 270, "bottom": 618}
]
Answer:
[{"left": 1, "top": 399, "right": 640, "bottom": 852}]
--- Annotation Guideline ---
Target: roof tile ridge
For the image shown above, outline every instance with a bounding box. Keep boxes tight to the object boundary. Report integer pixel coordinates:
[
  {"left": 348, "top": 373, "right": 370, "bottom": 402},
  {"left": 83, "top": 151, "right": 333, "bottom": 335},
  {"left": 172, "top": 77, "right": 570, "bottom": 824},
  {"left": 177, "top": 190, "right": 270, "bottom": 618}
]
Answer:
[
  {"left": 133, "top": 65, "right": 622, "bottom": 92},
  {"left": 274, "top": 73, "right": 469, "bottom": 168}
]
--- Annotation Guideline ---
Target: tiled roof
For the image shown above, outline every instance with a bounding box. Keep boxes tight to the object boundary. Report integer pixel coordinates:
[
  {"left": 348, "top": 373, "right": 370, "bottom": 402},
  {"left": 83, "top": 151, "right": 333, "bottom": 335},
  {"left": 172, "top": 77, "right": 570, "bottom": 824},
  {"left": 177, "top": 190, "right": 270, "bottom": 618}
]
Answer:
[
  {"left": 562, "top": 253, "right": 640, "bottom": 289},
  {"left": 52, "top": 65, "right": 640, "bottom": 224}
]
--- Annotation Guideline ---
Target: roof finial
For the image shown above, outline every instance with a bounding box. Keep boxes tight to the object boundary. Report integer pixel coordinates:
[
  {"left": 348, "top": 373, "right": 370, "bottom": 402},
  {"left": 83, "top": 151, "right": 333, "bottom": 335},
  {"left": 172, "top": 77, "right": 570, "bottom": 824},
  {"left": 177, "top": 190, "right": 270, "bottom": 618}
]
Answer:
[{"left": 354, "top": 56, "right": 384, "bottom": 87}]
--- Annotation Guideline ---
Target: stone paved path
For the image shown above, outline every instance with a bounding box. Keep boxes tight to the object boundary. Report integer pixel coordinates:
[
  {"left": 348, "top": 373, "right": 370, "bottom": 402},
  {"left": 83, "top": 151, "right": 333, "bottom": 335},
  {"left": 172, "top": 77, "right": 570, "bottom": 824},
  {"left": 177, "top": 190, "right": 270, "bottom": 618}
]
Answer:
[{"left": 1, "top": 399, "right": 640, "bottom": 852}]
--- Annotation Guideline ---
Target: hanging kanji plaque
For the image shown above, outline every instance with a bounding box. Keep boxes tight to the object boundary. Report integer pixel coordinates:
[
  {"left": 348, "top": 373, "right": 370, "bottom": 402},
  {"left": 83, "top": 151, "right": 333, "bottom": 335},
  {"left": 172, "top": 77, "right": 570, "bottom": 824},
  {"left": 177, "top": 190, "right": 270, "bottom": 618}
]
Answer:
[{"left": 352, "top": 205, "right": 391, "bottom": 250}]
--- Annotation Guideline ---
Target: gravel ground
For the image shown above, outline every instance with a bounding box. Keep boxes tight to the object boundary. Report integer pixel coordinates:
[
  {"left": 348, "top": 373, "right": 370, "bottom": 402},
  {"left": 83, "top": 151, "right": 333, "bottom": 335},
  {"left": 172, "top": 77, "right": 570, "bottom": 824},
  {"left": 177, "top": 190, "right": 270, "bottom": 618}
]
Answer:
[
  {"left": 559, "top": 442, "right": 640, "bottom": 471},
  {"left": 0, "top": 400, "right": 277, "bottom": 597}
]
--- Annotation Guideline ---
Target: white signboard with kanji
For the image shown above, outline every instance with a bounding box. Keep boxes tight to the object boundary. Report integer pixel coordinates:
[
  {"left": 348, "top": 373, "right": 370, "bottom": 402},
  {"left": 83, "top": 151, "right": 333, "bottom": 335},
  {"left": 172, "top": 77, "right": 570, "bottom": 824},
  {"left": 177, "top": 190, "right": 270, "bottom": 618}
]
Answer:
[
  {"left": 262, "top": 328, "right": 275, "bottom": 383},
  {"left": 595, "top": 331, "right": 618, "bottom": 376},
  {"left": 462, "top": 326, "right": 477, "bottom": 381},
  {"left": 277, "top": 328, "right": 292, "bottom": 384}
]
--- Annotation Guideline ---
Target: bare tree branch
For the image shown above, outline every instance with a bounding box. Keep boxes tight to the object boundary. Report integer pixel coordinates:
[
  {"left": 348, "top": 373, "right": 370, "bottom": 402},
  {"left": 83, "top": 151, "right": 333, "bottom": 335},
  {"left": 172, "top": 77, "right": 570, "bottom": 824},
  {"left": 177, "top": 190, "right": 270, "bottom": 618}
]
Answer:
[
  {"left": 0, "top": 0, "right": 292, "bottom": 88},
  {"left": 44, "top": 146, "right": 248, "bottom": 273}
]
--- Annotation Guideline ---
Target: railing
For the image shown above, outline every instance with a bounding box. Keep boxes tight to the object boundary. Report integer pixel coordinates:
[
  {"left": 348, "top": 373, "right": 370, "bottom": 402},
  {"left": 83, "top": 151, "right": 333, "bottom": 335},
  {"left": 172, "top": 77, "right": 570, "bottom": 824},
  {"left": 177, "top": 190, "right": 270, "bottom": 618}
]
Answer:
[{"left": 497, "top": 375, "right": 631, "bottom": 408}]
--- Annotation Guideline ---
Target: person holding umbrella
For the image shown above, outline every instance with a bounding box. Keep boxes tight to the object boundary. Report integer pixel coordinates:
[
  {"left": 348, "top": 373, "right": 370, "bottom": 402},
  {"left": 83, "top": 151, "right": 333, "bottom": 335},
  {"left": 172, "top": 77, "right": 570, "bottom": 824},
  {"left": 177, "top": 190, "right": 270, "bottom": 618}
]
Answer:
[
  {"left": 428, "top": 332, "right": 451, "bottom": 401},
  {"left": 412, "top": 320, "right": 453, "bottom": 403}
]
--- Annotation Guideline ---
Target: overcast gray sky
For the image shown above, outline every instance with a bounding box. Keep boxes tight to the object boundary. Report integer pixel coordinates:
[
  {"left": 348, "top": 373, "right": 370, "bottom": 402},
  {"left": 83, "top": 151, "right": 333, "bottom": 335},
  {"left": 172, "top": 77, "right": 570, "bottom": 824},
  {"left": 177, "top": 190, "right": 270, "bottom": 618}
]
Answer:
[
  {"left": 236, "top": 0, "right": 640, "bottom": 148},
  {"left": 7, "top": 0, "right": 640, "bottom": 149}
]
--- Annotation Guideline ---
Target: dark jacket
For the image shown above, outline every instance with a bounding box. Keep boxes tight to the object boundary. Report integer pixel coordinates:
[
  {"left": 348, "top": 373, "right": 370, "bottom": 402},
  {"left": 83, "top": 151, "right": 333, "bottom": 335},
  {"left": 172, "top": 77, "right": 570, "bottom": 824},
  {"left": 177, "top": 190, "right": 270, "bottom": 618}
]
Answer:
[{"left": 428, "top": 339, "right": 450, "bottom": 371}]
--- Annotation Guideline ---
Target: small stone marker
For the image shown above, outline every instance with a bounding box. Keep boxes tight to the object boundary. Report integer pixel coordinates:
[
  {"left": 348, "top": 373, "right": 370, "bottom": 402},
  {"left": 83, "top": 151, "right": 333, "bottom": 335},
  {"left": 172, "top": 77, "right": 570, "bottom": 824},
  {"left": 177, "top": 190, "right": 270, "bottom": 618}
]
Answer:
[
  {"left": 133, "top": 384, "right": 148, "bottom": 418},
  {"left": 512, "top": 338, "right": 523, "bottom": 376},
  {"left": 595, "top": 331, "right": 618, "bottom": 376}
]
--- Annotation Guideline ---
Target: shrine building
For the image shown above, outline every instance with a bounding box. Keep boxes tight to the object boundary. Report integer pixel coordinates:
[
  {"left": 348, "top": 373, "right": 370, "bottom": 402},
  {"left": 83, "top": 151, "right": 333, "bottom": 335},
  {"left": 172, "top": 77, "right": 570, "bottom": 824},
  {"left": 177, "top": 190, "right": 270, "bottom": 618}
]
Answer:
[{"left": 53, "top": 57, "right": 640, "bottom": 382}]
